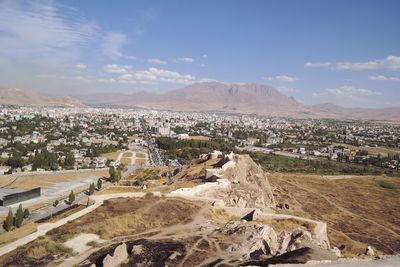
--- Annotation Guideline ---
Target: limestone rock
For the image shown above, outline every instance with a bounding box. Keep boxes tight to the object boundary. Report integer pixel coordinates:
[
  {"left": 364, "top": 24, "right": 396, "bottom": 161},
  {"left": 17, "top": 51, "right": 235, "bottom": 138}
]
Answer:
[
  {"left": 216, "top": 221, "right": 279, "bottom": 257},
  {"left": 365, "top": 245, "right": 375, "bottom": 256},
  {"left": 219, "top": 154, "right": 276, "bottom": 210},
  {"left": 102, "top": 243, "right": 128, "bottom": 267}
]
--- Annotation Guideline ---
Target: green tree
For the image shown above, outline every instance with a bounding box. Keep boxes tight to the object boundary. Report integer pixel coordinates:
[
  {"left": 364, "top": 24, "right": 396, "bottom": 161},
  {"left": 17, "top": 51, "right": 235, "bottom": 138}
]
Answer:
[
  {"left": 3, "top": 208, "right": 13, "bottom": 232},
  {"left": 63, "top": 152, "right": 75, "bottom": 168},
  {"left": 23, "top": 208, "right": 30, "bottom": 219},
  {"left": 109, "top": 166, "right": 115, "bottom": 180},
  {"left": 114, "top": 169, "right": 121, "bottom": 183},
  {"left": 68, "top": 190, "right": 75, "bottom": 204},
  {"left": 97, "top": 178, "right": 102, "bottom": 190},
  {"left": 15, "top": 204, "right": 24, "bottom": 228},
  {"left": 88, "top": 183, "right": 95, "bottom": 195}
]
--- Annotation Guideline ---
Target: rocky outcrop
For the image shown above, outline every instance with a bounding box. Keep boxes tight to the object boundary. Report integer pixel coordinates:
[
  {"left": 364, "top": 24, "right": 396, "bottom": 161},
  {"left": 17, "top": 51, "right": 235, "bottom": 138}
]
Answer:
[
  {"left": 217, "top": 154, "right": 276, "bottom": 210},
  {"left": 102, "top": 243, "right": 128, "bottom": 267},
  {"left": 215, "top": 221, "right": 326, "bottom": 259}
]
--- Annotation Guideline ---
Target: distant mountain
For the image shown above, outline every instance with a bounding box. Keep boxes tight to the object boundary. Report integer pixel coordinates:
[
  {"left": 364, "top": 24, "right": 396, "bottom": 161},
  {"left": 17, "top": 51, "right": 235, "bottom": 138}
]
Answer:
[
  {"left": 80, "top": 82, "right": 312, "bottom": 117},
  {"left": 4, "top": 83, "right": 399, "bottom": 120},
  {"left": 0, "top": 87, "right": 83, "bottom": 107}
]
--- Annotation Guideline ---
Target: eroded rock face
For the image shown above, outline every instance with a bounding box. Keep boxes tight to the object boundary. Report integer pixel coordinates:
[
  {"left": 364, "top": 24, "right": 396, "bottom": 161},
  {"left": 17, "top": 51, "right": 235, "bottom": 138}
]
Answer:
[
  {"left": 215, "top": 221, "right": 324, "bottom": 259},
  {"left": 220, "top": 154, "right": 276, "bottom": 210},
  {"left": 216, "top": 221, "right": 279, "bottom": 257},
  {"left": 102, "top": 243, "right": 128, "bottom": 267}
]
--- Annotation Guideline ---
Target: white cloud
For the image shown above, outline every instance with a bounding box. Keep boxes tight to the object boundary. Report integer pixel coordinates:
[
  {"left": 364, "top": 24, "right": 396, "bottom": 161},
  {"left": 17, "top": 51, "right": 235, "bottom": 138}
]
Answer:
[
  {"left": 368, "top": 75, "right": 400, "bottom": 81},
  {"left": 135, "top": 68, "right": 196, "bottom": 84},
  {"left": 177, "top": 57, "right": 194, "bottom": 63},
  {"left": 263, "top": 75, "right": 299, "bottom": 82},
  {"left": 101, "top": 32, "right": 135, "bottom": 60},
  {"left": 147, "top": 58, "right": 166, "bottom": 65},
  {"left": 336, "top": 55, "right": 400, "bottom": 71},
  {"left": 0, "top": 1, "right": 99, "bottom": 61},
  {"left": 118, "top": 73, "right": 133, "bottom": 81},
  {"left": 103, "top": 64, "right": 133, "bottom": 74},
  {"left": 304, "top": 62, "right": 332, "bottom": 68},
  {"left": 75, "top": 63, "right": 87, "bottom": 70},
  {"left": 202, "top": 54, "right": 208, "bottom": 58},
  {"left": 314, "top": 85, "right": 381, "bottom": 98},
  {"left": 102, "top": 65, "right": 197, "bottom": 84}
]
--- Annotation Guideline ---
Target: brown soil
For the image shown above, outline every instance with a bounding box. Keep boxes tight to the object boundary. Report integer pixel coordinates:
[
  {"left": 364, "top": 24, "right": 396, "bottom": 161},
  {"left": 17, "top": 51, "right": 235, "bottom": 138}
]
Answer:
[{"left": 270, "top": 173, "right": 400, "bottom": 256}]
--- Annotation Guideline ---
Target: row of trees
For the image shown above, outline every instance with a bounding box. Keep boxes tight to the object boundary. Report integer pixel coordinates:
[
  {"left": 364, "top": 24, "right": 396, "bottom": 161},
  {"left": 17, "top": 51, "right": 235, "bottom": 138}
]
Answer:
[{"left": 3, "top": 204, "right": 30, "bottom": 232}]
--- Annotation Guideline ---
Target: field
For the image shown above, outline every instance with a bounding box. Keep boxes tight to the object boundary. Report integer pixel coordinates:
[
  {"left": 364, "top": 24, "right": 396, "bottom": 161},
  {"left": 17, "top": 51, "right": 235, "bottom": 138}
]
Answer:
[
  {"left": 119, "top": 158, "right": 132, "bottom": 165},
  {"left": 135, "top": 152, "right": 146, "bottom": 158},
  {"left": 333, "top": 142, "right": 400, "bottom": 157},
  {"left": 0, "top": 170, "right": 108, "bottom": 190},
  {"left": 122, "top": 151, "right": 133, "bottom": 157},
  {"left": 100, "top": 151, "right": 120, "bottom": 161},
  {"left": 248, "top": 151, "right": 400, "bottom": 177},
  {"left": 269, "top": 173, "right": 400, "bottom": 256}
]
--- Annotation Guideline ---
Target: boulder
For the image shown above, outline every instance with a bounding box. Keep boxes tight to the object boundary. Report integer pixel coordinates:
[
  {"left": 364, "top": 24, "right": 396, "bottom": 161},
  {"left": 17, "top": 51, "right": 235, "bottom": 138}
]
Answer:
[{"left": 102, "top": 243, "right": 128, "bottom": 267}]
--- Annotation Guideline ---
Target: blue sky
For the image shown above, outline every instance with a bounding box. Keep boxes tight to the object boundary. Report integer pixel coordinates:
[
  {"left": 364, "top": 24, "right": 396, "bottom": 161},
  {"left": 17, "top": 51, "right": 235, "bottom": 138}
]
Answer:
[{"left": 0, "top": 0, "right": 399, "bottom": 108}]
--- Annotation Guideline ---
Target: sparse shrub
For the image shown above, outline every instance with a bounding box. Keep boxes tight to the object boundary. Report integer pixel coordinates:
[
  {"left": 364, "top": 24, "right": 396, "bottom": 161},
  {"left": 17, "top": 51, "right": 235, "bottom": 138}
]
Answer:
[
  {"left": 145, "top": 192, "right": 154, "bottom": 198},
  {"left": 97, "top": 178, "right": 102, "bottom": 190},
  {"left": 23, "top": 208, "right": 30, "bottom": 219},
  {"left": 87, "top": 240, "right": 100, "bottom": 247},
  {"left": 15, "top": 204, "right": 24, "bottom": 228},
  {"left": 377, "top": 180, "right": 395, "bottom": 189},
  {"left": 59, "top": 233, "right": 73, "bottom": 242},
  {"left": 68, "top": 190, "right": 75, "bottom": 204},
  {"left": 3, "top": 208, "right": 13, "bottom": 232},
  {"left": 88, "top": 183, "right": 95, "bottom": 195},
  {"left": 27, "top": 240, "right": 73, "bottom": 259},
  {"left": 53, "top": 200, "right": 59, "bottom": 207}
]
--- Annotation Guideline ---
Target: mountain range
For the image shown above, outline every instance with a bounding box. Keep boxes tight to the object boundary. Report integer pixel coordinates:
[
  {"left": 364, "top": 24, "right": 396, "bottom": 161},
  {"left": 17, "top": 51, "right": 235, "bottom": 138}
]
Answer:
[
  {"left": 1, "top": 83, "right": 399, "bottom": 120},
  {"left": 0, "top": 87, "right": 83, "bottom": 107}
]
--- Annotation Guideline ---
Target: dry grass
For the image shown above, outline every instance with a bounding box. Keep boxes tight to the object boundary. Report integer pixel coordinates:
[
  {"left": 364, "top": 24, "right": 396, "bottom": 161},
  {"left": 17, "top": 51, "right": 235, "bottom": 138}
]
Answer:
[
  {"left": 46, "top": 197, "right": 200, "bottom": 240},
  {"left": 26, "top": 238, "right": 73, "bottom": 259},
  {"left": 122, "top": 151, "right": 133, "bottom": 157},
  {"left": 120, "top": 158, "right": 132, "bottom": 165},
  {"left": 136, "top": 152, "right": 146, "bottom": 158},
  {"left": 158, "top": 181, "right": 198, "bottom": 193},
  {"left": 270, "top": 172, "right": 400, "bottom": 256},
  {"left": 186, "top": 158, "right": 220, "bottom": 177},
  {"left": 205, "top": 208, "right": 240, "bottom": 225},
  {"left": 101, "top": 151, "right": 120, "bottom": 161},
  {"left": 258, "top": 218, "right": 316, "bottom": 234},
  {"left": 0, "top": 223, "right": 37, "bottom": 248},
  {"left": 0, "top": 171, "right": 108, "bottom": 190},
  {"left": 135, "top": 158, "right": 146, "bottom": 165},
  {"left": 97, "top": 186, "right": 145, "bottom": 194}
]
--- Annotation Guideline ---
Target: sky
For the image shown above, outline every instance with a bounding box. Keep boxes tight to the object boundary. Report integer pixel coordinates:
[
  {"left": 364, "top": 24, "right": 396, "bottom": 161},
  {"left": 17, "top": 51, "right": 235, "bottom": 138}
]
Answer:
[{"left": 0, "top": 0, "right": 399, "bottom": 108}]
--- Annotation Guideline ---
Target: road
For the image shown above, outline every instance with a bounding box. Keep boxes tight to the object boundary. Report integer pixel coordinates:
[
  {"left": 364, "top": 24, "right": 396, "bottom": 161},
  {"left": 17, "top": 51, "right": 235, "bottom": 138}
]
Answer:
[{"left": 141, "top": 119, "right": 164, "bottom": 167}]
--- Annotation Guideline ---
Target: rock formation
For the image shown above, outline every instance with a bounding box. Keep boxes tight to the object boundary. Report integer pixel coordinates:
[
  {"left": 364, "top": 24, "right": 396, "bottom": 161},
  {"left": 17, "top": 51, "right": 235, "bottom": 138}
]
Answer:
[
  {"left": 102, "top": 243, "right": 128, "bottom": 267},
  {"left": 214, "top": 153, "right": 276, "bottom": 210},
  {"left": 215, "top": 221, "right": 325, "bottom": 259}
]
